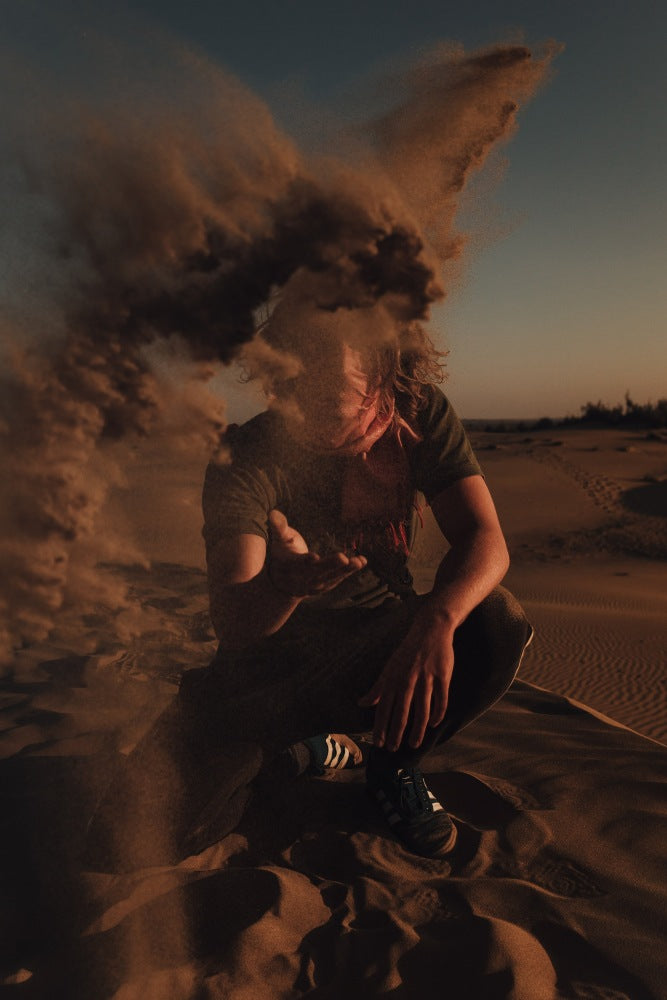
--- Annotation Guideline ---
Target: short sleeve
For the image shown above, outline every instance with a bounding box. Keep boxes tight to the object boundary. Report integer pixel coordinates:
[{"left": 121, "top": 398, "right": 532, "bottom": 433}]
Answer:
[
  {"left": 409, "top": 386, "right": 482, "bottom": 501},
  {"left": 201, "top": 421, "right": 280, "bottom": 555}
]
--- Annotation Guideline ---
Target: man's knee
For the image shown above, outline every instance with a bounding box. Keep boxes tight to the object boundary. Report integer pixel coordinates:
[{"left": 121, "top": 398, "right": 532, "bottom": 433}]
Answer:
[
  {"left": 459, "top": 586, "right": 532, "bottom": 662},
  {"left": 479, "top": 584, "right": 530, "bottom": 628}
]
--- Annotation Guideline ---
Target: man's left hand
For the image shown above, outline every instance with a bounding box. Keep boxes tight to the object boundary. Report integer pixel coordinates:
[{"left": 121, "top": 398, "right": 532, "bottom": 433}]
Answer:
[{"left": 358, "top": 619, "right": 455, "bottom": 751}]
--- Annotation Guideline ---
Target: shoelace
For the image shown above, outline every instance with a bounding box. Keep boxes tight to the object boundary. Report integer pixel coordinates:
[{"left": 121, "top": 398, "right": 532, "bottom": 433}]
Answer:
[{"left": 397, "top": 768, "right": 433, "bottom": 817}]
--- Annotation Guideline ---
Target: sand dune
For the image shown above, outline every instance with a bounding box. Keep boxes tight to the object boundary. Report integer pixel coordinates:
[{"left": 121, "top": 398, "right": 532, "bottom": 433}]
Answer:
[{"left": 1, "top": 424, "right": 665, "bottom": 998}]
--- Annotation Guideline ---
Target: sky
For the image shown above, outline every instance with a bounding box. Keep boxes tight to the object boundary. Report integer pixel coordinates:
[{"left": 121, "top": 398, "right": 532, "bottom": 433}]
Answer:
[{"left": 3, "top": 0, "right": 666, "bottom": 419}]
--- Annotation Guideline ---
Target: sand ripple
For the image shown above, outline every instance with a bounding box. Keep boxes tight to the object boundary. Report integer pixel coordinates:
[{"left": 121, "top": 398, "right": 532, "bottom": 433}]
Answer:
[{"left": 518, "top": 614, "right": 667, "bottom": 743}]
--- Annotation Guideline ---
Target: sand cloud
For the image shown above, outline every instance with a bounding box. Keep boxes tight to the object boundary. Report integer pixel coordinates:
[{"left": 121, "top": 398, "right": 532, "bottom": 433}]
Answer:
[{"left": 0, "top": 21, "right": 557, "bottom": 660}]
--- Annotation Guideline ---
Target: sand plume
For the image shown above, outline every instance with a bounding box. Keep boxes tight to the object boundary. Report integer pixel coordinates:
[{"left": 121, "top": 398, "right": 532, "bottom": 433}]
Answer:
[
  {"left": 0, "top": 23, "right": 555, "bottom": 662},
  {"left": 366, "top": 42, "right": 559, "bottom": 256}
]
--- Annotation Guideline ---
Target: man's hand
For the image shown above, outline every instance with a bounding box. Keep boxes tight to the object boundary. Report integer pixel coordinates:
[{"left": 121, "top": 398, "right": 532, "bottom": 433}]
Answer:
[
  {"left": 268, "top": 510, "right": 367, "bottom": 598},
  {"left": 357, "top": 475, "right": 511, "bottom": 752},
  {"left": 358, "top": 617, "right": 455, "bottom": 751}
]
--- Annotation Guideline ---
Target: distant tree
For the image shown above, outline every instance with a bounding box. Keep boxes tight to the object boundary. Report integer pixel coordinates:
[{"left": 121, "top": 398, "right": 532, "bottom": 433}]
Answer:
[
  {"left": 574, "top": 394, "right": 667, "bottom": 428},
  {"left": 475, "top": 396, "right": 666, "bottom": 432},
  {"left": 579, "top": 400, "right": 623, "bottom": 425}
]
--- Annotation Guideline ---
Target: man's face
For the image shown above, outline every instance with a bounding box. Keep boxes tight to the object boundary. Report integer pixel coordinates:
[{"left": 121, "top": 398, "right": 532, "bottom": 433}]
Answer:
[{"left": 279, "top": 339, "right": 381, "bottom": 451}]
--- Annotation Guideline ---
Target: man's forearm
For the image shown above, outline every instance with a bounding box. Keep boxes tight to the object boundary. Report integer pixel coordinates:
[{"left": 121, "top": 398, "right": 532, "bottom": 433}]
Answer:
[
  {"left": 210, "top": 566, "right": 302, "bottom": 648},
  {"left": 208, "top": 524, "right": 367, "bottom": 649},
  {"left": 419, "top": 527, "right": 510, "bottom": 633}
]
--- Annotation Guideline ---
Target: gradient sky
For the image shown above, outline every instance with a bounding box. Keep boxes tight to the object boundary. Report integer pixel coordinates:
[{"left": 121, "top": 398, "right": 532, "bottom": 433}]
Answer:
[{"left": 5, "top": 0, "right": 666, "bottom": 419}]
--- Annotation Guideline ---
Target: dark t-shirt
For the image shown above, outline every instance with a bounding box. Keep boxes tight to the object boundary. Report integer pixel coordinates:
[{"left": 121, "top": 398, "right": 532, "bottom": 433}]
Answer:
[{"left": 202, "top": 385, "right": 482, "bottom": 608}]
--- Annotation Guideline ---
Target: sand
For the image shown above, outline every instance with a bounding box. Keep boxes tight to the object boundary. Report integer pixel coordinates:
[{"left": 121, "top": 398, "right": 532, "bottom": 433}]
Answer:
[{"left": 1, "top": 425, "right": 666, "bottom": 998}]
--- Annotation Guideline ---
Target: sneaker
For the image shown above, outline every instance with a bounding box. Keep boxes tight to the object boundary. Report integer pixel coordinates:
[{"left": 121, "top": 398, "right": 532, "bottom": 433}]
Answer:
[
  {"left": 304, "top": 733, "right": 363, "bottom": 774},
  {"left": 283, "top": 733, "right": 363, "bottom": 777},
  {"left": 367, "top": 764, "right": 457, "bottom": 859}
]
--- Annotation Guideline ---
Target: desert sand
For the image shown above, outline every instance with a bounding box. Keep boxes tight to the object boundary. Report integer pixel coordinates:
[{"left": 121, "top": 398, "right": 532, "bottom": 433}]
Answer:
[{"left": 1, "top": 424, "right": 666, "bottom": 998}]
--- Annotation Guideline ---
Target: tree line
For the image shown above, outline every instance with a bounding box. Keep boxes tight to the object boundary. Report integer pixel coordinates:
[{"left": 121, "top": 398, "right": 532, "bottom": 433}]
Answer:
[{"left": 474, "top": 394, "right": 667, "bottom": 433}]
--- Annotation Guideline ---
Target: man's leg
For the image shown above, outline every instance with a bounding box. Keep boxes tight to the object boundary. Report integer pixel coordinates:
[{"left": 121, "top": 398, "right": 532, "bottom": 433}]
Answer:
[
  {"left": 180, "top": 584, "right": 530, "bottom": 778},
  {"left": 364, "top": 587, "right": 532, "bottom": 857},
  {"left": 285, "top": 587, "right": 531, "bottom": 776},
  {"left": 183, "top": 586, "right": 531, "bottom": 861},
  {"left": 86, "top": 588, "right": 530, "bottom": 868},
  {"left": 371, "top": 586, "right": 533, "bottom": 769},
  {"left": 84, "top": 605, "right": 403, "bottom": 870}
]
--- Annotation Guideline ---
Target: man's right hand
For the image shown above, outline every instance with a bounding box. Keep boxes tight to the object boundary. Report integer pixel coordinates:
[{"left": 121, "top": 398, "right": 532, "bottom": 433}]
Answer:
[{"left": 267, "top": 509, "right": 367, "bottom": 598}]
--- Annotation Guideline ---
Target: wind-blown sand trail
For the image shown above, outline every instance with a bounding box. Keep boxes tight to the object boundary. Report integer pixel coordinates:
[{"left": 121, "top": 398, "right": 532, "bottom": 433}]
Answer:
[{"left": 1, "top": 425, "right": 665, "bottom": 998}]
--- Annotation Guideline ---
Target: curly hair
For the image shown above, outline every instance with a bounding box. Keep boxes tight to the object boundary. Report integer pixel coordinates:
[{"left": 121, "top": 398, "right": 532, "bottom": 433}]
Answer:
[
  {"left": 242, "top": 305, "right": 448, "bottom": 428},
  {"left": 365, "top": 323, "right": 448, "bottom": 425}
]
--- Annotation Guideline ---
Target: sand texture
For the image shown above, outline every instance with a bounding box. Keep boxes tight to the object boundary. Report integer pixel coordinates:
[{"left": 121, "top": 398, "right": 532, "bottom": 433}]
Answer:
[{"left": 1, "top": 426, "right": 666, "bottom": 998}]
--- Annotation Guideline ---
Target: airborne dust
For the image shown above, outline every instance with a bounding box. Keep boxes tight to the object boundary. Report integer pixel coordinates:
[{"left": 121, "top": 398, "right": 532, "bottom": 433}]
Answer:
[{"left": 0, "top": 23, "right": 557, "bottom": 664}]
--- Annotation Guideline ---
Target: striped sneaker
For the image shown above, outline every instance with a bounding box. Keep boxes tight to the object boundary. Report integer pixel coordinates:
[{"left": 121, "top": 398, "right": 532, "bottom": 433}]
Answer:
[
  {"left": 367, "top": 764, "right": 457, "bottom": 858},
  {"left": 303, "top": 733, "right": 363, "bottom": 774}
]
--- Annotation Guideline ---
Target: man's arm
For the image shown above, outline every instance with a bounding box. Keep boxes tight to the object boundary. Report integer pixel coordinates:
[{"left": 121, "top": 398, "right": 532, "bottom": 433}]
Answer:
[
  {"left": 207, "top": 532, "right": 297, "bottom": 648},
  {"left": 359, "top": 474, "right": 509, "bottom": 750},
  {"left": 207, "top": 511, "right": 367, "bottom": 649},
  {"left": 422, "top": 473, "right": 510, "bottom": 630}
]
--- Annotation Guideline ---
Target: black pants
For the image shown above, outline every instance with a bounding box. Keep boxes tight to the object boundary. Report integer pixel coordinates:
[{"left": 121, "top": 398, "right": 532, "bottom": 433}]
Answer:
[
  {"left": 85, "top": 587, "right": 531, "bottom": 869},
  {"left": 179, "top": 585, "right": 531, "bottom": 763}
]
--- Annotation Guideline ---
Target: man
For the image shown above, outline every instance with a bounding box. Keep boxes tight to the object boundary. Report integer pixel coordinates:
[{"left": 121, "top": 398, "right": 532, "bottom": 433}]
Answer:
[{"left": 191, "top": 300, "right": 531, "bottom": 859}]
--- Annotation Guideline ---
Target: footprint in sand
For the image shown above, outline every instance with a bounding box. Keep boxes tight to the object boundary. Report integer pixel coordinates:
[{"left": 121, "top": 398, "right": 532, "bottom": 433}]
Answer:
[
  {"left": 464, "top": 771, "right": 543, "bottom": 812},
  {"left": 430, "top": 886, "right": 473, "bottom": 925},
  {"left": 516, "top": 853, "right": 605, "bottom": 899},
  {"left": 396, "top": 885, "right": 471, "bottom": 927},
  {"left": 530, "top": 449, "right": 622, "bottom": 516},
  {"left": 485, "top": 822, "right": 605, "bottom": 900},
  {"left": 527, "top": 446, "right": 667, "bottom": 557}
]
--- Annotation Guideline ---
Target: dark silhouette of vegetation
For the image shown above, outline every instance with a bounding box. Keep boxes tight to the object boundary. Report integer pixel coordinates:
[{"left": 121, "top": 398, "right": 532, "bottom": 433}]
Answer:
[
  {"left": 472, "top": 394, "right": 667, "bottom": 432},
  {"left": 563, "top": 393, "right": 667, "bottom": 429}
]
